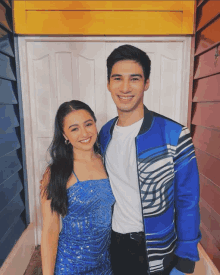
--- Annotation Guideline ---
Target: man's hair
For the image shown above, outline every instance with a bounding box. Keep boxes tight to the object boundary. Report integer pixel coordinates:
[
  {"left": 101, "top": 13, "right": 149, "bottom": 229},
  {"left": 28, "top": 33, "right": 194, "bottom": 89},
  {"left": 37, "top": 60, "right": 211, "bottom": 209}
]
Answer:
[{"left": 107, "top": 44, "right": 151, "bottom": 83}]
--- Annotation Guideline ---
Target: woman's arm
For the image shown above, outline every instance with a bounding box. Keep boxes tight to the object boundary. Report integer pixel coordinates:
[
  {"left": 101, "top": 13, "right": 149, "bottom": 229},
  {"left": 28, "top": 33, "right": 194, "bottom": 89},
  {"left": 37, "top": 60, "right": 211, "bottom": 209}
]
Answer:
[{"left": 40, "top": 168, "right": 60, "bottom": 275}]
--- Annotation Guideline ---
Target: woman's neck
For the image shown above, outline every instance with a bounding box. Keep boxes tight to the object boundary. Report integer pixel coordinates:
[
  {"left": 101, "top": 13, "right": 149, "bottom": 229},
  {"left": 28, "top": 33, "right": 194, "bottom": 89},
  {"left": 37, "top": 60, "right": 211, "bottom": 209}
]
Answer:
[{"left": 73, "top": 149, "right": 97, "bottom": 162}]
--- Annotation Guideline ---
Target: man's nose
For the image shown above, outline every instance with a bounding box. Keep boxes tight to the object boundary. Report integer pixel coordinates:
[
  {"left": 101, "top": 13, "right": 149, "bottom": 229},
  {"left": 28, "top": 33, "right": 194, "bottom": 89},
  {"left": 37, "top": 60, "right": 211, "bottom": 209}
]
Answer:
[{"left": 120, "top": 79, "right": 130, "bottom": 93}]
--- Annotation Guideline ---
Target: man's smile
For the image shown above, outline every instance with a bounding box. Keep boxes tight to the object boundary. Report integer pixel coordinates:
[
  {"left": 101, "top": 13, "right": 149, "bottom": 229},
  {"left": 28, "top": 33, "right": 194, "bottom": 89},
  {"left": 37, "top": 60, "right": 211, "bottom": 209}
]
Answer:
[{"left": 118, "top": 95, "right": 134, "bottom": 101}]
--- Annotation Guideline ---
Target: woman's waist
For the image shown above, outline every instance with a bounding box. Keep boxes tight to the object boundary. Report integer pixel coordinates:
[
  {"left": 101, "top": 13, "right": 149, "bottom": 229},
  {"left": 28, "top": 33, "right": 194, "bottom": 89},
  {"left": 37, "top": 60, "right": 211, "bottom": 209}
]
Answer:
[
  {"left": 61, "top": 216, "right": 111, "bottom": 235},
  {"left": 63, "top": 208, "right": 112, "bottom": 224},
  {"left": 59, "top": 227, "right": 111, "bottom": 247}
]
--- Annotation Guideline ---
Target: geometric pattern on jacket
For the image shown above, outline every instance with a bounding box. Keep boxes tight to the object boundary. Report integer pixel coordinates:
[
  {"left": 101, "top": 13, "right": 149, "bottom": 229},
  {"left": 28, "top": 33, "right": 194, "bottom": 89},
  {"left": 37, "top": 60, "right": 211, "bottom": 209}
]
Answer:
[
  {"left": 139, "top": 126, "right": 196, "bottom": 218},
  {"left": 98, "top": 106, "right": 201, "bottom": 274}
]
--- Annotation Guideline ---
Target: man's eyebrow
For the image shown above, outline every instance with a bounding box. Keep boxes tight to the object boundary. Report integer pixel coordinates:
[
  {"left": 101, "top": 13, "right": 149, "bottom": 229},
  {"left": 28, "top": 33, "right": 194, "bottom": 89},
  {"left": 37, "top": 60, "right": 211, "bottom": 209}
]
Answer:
[
  {"left": 111, "top": 74, "right": 122, "bottom": 78},
  {"left": 68, "top": 119, "right": 93, "bottom": 129},
  {"left": 130, "top": 74, "right": 142, "bottom": 78},
  {"left": 111, "top": 74, "right": 143, "bottom": 78}
]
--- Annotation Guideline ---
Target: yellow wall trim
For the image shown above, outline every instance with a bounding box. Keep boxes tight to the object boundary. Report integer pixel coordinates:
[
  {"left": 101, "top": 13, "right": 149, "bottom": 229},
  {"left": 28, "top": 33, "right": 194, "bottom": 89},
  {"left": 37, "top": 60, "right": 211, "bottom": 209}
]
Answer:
[{"left": 14, "top": 1, "right": 195, "bottom": 35}]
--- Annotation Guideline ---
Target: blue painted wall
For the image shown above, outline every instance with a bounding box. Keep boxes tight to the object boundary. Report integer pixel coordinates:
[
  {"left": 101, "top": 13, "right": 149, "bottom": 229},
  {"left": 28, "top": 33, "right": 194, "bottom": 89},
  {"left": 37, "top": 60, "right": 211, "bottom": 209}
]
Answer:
[{"left": 0, "top": 0, "right": 29, "bottom": 267}]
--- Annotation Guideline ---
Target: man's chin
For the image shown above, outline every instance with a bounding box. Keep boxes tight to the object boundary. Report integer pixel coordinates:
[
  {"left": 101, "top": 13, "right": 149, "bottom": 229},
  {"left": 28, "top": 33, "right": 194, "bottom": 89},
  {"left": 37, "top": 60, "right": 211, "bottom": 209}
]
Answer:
[{"left": 117, "top": 105, "right": 135, "bottom": 113}]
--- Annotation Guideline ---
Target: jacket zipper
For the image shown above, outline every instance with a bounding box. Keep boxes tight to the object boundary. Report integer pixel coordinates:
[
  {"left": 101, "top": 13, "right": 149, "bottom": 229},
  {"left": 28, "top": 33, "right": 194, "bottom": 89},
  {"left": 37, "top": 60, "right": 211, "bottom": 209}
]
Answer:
[{"left": 135, "top": 137, "right": 150, "bottom": 275}]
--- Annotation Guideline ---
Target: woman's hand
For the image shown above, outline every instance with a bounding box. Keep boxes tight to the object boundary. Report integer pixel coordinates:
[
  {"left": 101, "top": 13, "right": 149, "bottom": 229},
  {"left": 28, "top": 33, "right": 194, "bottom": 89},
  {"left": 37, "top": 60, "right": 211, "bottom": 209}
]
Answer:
[{"left": 40, "top": 167, "right": 60, "bottom": 275}]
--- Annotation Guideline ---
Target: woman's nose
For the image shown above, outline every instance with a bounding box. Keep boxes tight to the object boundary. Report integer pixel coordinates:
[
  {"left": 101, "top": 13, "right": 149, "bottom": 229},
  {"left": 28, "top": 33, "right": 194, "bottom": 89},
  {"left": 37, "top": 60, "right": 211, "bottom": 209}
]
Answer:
[{"left": 81, "top": 127, "right": 88, "bottom": 137}]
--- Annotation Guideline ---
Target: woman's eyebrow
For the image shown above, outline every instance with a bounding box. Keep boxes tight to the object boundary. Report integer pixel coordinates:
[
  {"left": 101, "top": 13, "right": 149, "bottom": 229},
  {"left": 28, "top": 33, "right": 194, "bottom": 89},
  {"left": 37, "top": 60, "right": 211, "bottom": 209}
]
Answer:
[
  {"left": 84, "top": 119, "right": 93, "bottom": 124},
  {"left": 68, "top": 119, "right": 93, "bottom": 129},
  {"left": 69, "top": 124, "right": 78, "bottom": 129}
]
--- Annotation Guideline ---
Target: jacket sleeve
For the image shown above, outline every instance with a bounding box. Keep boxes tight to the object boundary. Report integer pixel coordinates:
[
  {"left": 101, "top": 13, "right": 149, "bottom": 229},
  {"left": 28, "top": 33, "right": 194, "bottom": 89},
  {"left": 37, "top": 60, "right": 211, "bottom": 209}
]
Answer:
[{"left": 173, "top": 127, "right": 201, "bottom": 274}]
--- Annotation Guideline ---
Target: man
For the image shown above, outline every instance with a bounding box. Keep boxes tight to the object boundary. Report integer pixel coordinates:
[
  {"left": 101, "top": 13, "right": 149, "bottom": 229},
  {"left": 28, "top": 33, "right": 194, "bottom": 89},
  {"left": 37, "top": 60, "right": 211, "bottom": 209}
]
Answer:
[{"left": 98, "top": 45, "right": 201, "bottom": 275}]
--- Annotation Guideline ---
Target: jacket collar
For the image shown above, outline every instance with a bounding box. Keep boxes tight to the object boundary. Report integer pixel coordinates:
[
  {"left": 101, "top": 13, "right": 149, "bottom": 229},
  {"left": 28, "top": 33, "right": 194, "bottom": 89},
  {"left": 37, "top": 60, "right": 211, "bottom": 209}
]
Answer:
[
  {"left": 138, "top": 105, "right": 154, "bottom": 136},
  {"left": 109, "top": 105, "right": 153, "bottom": 137}
]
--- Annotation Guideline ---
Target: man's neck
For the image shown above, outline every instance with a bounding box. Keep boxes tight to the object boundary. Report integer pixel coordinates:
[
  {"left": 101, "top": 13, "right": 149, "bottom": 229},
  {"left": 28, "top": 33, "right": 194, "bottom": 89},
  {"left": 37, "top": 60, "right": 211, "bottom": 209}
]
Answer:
[{"left": 117, "top": 106, "right": 144, "bottom": 127}]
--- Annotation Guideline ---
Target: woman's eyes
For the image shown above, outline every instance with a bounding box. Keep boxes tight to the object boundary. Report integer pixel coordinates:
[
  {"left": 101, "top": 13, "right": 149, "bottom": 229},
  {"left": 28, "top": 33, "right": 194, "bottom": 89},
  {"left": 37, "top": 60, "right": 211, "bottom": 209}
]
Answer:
[
  {"left": 71, "top": 123, "right": 93, "bottom": 132},
  {"left": 71, "top": 128, "right": 78, "bottom": 132}
]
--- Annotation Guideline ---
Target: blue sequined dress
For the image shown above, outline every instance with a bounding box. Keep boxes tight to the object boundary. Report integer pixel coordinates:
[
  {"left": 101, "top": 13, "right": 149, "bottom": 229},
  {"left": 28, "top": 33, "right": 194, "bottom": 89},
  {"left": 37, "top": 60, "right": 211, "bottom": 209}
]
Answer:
[{"left": 54, "top": 172, "right": 115, "bottom": 275}]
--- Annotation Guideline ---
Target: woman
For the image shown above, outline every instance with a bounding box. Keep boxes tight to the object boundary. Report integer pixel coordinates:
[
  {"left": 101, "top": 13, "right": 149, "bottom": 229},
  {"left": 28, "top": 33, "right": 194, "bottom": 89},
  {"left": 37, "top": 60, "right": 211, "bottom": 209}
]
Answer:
[{"left": 40, "top": 100, "right": 115, "bottom": 274}]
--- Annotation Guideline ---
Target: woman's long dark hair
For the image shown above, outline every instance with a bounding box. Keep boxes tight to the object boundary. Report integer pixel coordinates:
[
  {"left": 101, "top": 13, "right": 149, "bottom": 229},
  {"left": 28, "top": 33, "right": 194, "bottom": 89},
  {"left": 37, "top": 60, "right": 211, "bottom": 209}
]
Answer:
[{"left": 45, "top": 100, "right": 99, "bottom": 216}]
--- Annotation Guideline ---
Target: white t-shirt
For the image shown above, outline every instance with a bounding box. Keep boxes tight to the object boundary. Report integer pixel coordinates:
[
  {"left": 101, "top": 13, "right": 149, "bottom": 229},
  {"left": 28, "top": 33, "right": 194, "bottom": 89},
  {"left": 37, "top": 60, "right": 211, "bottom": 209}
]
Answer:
[{"left": 105, "top": 118, "right": 144, "bottom": 233}]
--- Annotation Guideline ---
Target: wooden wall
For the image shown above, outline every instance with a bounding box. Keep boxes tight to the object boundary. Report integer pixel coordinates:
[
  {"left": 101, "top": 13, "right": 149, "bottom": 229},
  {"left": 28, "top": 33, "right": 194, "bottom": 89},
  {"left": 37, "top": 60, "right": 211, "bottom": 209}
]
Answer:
[
  {"left": 0, "top": 0, "right": 29, "bottom": 267},
  {"left": 13, "top": 0, "right": 195, "bottom": 35},
  {"left": 188, "top": 0, "right": 220, "bottom": 271}
]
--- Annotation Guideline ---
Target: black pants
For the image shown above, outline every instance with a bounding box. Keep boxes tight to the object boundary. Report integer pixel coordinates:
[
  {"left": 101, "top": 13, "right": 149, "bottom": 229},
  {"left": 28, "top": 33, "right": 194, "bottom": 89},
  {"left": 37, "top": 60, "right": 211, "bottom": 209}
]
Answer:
[
  {"left": 110, "top": 230, "right": 149, "bottom": 275},
  {"left": 110, "top": 230, "right": 178, "bottom": 275}
]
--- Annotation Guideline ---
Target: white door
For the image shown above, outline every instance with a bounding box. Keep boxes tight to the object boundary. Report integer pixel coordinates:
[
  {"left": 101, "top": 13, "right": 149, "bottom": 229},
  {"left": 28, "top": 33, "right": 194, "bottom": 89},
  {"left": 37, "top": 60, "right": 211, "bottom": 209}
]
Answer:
[{"left": 18, "top": 37, "right": 191, "bottom": 244}]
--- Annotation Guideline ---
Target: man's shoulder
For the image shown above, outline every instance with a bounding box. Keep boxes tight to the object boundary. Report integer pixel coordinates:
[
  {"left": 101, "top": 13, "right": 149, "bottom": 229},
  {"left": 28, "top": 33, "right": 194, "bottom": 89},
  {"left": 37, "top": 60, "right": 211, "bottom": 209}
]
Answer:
[
  {"left": 150, "top": 111, "right": 184, "bottom": 132},
  {"left": 98, "top": 117, "right": 117, "bottom": 152},
  {"left": 99, "top": 117, "right": 117, "bottom": 135},
  {"left": 144, "top": 111, "right": 189, "bottom": 145}
]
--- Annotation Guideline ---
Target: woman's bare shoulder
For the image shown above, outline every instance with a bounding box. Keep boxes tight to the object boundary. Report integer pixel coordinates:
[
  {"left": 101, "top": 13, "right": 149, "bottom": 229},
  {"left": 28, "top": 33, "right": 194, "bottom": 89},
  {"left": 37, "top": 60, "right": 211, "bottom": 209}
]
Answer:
[{"left": 40, "top": 166, "right": 51, "bottom": 196}]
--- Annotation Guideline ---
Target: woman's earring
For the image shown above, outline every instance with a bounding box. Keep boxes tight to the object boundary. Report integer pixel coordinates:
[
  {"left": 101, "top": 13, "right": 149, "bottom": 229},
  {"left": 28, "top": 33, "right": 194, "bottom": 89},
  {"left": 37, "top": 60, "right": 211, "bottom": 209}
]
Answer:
[{"left": 65, "top": 139, "right": 70, "bottom": 145}]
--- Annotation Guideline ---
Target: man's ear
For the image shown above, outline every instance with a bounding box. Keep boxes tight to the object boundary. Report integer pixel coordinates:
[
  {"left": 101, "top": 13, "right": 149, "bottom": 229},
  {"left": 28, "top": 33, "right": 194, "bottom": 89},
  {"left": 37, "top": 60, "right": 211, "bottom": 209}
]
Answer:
[
  {"left": 107, "top": 81, "right": 110, "bottom": 92},
  {"left": 144, "top": 79, "right": 150, "bottom": 91}
]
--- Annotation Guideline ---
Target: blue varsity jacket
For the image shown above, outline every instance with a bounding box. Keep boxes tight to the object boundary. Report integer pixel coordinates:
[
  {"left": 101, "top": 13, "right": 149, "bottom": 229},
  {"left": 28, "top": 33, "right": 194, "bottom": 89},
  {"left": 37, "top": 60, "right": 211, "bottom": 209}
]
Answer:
[{"left": 98, "top": 106, "right": 201, "bottom": 274}]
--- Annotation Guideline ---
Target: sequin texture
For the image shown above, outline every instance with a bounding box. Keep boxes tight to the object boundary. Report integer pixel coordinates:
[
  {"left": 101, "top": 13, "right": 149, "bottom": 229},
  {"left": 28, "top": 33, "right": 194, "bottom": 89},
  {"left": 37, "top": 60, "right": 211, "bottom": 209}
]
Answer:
[{"left": 54, "top": 178, "right": 115, "bottom": 274}]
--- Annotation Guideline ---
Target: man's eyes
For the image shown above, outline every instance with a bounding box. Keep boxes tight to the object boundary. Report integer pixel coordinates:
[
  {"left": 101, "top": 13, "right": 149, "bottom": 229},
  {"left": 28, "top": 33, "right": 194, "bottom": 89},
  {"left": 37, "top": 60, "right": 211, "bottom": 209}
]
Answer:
[
  {"left": 113, "top": 77, "right": 140, "bottom": 81},
  {"left": 86, "top": 123, "right": 93, "bottom": 127}
]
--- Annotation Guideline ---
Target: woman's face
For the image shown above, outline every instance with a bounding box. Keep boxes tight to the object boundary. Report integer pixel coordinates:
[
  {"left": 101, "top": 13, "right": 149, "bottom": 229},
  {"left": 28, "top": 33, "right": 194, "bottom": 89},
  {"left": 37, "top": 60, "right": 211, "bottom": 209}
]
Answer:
[{"left": 62, "top": 109, "right": 98, "bottom": 153}]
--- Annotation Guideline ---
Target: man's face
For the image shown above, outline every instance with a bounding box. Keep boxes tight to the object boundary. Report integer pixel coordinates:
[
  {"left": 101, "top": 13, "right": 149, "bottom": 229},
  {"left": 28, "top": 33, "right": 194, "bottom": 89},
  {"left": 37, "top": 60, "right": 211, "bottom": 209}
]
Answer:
[{"left": 107, "top": 60, "right": 150, "bottom": 114}]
